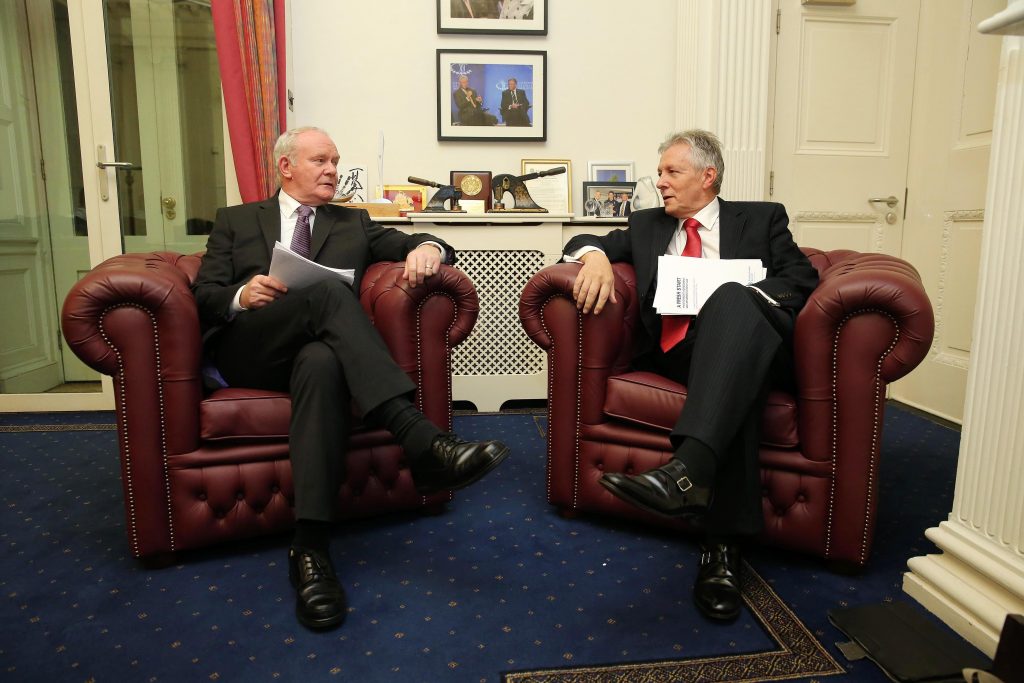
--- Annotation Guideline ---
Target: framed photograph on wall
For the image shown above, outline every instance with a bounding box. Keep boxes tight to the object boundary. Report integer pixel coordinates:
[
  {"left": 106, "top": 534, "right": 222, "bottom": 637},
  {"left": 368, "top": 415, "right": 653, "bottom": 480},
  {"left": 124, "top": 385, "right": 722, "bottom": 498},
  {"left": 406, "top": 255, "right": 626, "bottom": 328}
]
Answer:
[
  {"left": 382, "top": 185, "right": 427, "bottom": 212},
  {"left": 588, "top": 161, "right": 635, "bottom": 183},
  {"left": 438, "top": 0, "right": 547, "bottom": 35},
  {"left": 582, "top": 181, "right": 636, "bottom": 218},
  {"left": 438, "top": 49, "right": 546, "bottom": 142},
  {"left": 521, "top": 158, "right": 572, "bottom": 214}
]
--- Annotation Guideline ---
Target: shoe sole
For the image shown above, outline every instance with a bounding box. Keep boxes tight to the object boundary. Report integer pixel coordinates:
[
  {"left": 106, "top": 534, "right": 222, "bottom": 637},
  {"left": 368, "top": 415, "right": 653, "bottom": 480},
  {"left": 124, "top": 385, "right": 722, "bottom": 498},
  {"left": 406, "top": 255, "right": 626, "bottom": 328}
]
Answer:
[
  {"left": 598, "top": 475, "right": 704, "bottom": 520},
  {"left": 296, "top": 608, "right": 346, "bottom": 631},
  {"left": 415, "top": 444, "right": 511, "bottom": 495}
]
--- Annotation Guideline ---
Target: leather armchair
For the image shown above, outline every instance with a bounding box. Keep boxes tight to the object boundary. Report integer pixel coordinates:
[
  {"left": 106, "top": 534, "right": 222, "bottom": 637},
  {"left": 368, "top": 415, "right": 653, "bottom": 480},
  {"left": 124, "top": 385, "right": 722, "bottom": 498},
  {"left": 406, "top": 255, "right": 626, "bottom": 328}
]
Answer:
[
  {"left": 61, "top": 252, "right": 478, "bottom": 560},
  {"left": 519, "top": 248, "right": 934, "bottom": 568}
]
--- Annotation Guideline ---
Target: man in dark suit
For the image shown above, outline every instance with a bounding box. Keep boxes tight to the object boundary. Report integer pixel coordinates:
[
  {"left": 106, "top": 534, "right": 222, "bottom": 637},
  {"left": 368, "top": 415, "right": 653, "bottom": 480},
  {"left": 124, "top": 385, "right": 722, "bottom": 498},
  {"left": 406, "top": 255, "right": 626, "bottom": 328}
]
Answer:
[
  {"left": 500, "top": 78, "right": 531, "bottom": 126},
  {"left": 564, "top": 130, "right": 818, "bottom": 622},
  {"left": 192, "top": 127, "right": 509, "bottom": 631},
  {"left": 453, "top": 75, "right": 490, "bottom": 126}
]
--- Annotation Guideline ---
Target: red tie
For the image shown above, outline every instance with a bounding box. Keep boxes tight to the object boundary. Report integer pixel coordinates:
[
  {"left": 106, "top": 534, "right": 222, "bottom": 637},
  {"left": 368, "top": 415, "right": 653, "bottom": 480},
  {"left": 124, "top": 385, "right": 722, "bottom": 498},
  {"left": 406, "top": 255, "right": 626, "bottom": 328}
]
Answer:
[{"left": 659, "top": 217, "right": 703, "bottom": 352}]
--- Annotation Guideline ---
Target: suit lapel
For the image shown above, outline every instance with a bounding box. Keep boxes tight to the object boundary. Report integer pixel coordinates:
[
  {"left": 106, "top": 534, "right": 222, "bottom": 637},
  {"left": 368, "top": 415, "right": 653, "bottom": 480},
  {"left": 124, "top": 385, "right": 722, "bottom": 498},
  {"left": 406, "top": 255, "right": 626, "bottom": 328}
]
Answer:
[
  {"left": 718, "top": 198, "right": 745, "bottom": 259},
  {"left": 257, "top": 196, "right": 281, "bottom": 258},
  {"left": 649, "top": 210, "right": 677, "bottom": 268},
  {"left": 310, "top": 204, "right": 337, "bottom": 261}
]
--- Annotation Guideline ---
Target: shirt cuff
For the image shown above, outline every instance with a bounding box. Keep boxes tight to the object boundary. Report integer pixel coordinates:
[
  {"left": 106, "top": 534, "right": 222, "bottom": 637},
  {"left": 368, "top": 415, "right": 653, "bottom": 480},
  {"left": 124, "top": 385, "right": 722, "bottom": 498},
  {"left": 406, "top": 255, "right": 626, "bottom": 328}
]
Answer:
[
  {"left": 421, "top": 241, "right": 447, "bottom": 264},
  {"left": 748, "top": 285, "right": 780, "bottom": 307},
  {"left": 563, "top": 245, "right": 603, "bottom": 263},
  {"left": 230, "top": 285, "right": 246, "bottom": 317}
]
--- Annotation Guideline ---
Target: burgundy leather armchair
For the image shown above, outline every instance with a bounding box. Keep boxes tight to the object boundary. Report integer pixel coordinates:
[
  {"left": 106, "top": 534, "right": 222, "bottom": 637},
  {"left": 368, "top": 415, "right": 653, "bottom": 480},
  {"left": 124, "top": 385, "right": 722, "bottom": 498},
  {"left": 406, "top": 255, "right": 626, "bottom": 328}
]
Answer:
[
  {"left": 61, "top": 252, "right": 478, "bottom": 560},
  {"left": 519, "top": 248, "right": 934, "bottom": 568}
]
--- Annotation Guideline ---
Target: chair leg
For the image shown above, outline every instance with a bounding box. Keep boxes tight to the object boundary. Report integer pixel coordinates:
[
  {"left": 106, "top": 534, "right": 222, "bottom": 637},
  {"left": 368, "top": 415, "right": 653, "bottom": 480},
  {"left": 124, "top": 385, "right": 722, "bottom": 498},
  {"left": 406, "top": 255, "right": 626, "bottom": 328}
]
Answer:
[
  {"left": 139, "top": 552, "right": 179, "bottom": 569},
  {"left": 825, "top": 558, "right": 865, "bottom": 576},
  {"left": 419, "top": 502, "right": 447, "bottom": 516}
]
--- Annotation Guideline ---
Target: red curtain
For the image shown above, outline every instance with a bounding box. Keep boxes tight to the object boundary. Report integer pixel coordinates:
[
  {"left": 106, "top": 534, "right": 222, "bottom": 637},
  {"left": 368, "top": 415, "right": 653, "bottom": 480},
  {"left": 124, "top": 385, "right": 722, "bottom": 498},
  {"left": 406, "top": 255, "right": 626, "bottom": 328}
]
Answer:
[{"left": 212, "top": 0, "right": 287, "bottom": 203}]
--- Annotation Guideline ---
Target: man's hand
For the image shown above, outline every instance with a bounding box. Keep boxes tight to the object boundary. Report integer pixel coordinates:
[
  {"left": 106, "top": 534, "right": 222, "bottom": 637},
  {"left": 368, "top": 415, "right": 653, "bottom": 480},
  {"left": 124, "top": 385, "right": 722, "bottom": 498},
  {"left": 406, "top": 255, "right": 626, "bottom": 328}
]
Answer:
[
  {"left": 403, "top": 244, "right": 443, "bottom": 288},
  {"left": 572, "top": 251, "right": 617, "bottom": 314},
  {"left": 240, "top": 274, "right": 288, "bottom": 310}
]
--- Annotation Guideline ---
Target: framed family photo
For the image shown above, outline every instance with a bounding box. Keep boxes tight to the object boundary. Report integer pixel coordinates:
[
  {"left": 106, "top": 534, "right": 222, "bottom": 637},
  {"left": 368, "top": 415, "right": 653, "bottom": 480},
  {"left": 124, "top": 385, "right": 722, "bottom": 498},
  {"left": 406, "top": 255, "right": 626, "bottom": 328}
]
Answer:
[
  {"left": 438, "top": 49, "right": 546, "bottom": 142},
  {"left": 582, "top": 181, "right": 636, "bottom": 218},
  {"left": 588, "top": 161, "right": 635, "bottom": 183},
  {"left": 438, "top": 0, "right": 547, "bottom": 35}
]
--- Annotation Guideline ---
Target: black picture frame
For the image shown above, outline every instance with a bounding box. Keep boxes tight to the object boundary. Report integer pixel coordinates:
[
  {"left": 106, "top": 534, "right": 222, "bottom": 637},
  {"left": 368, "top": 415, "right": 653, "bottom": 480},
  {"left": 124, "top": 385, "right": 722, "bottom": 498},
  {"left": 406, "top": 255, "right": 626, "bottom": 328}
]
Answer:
[
  {"left": 438, "top": 49, "right": 546, "bottom": 142},
  {"left": 437, "top": 0, "right": 547, "bottom": 35},
  {"left": 582, "top": 181, "right": 636, "bottom": 218}
]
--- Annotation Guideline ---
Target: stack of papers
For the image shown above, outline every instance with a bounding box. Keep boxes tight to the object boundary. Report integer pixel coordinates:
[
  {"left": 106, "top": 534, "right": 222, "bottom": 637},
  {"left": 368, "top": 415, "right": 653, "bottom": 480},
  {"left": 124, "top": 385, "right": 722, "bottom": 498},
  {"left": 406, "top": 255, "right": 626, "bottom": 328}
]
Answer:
[
  {"left": 268, "top": 242, "right": 354, "bottom": 288},
  {"left": 654, "top": 256, "right": 766, "bottom": 315}
]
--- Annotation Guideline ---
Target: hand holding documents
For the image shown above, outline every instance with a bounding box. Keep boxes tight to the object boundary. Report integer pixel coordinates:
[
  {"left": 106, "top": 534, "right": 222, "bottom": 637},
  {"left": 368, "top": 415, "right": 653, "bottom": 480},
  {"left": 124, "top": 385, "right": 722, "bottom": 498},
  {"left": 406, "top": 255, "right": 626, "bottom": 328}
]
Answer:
[
  {"left": 269, "top": 242, "right": 354, "bottom": 289},
  {"left": 654, "top": 256, "right": 767, "bottom": 315}
]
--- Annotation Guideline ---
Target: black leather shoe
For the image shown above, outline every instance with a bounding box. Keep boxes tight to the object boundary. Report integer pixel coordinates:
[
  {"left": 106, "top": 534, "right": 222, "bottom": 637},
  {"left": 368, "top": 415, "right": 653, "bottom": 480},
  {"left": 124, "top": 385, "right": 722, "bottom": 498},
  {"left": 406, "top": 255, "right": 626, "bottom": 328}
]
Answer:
[
  {"left": 598, "top": 458, "right": 713, "bottom": 518},
  {"left": 694, "top": 542, "right": 742, "bottom": 622},
  {"left": 410, "top": 434, "right": 510, "bottom": 494},
  {"left": 288, "top": 547, "right": 347, "bottom": 630}
]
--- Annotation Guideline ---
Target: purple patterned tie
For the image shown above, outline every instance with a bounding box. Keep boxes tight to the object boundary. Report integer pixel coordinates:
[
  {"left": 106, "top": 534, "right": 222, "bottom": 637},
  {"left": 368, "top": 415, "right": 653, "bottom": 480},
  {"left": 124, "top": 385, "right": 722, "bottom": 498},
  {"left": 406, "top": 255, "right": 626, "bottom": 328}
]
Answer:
[{"left": 290, "top": 205, "right": 313, "bottom": 259}]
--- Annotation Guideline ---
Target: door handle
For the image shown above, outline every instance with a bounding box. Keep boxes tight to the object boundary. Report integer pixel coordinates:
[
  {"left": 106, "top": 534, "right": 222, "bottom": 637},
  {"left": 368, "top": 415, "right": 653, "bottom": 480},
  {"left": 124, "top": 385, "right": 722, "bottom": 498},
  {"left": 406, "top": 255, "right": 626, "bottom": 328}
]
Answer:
[
  {"left": 868, "top": 195, "right": 899, "bottom": 208},
  {"left": 96, "top": 161, "right": 135, "bottom": 170},
  {"left": 95, "top": 144, "right": 139, "bottom": 201}
]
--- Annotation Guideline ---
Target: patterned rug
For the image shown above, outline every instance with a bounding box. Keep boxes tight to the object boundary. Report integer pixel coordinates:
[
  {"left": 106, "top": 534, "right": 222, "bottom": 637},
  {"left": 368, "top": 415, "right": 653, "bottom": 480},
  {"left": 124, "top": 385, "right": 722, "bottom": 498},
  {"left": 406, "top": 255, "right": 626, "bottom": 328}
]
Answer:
[{"left": 0, "top": 405, "right": 969, "bottom": 682}]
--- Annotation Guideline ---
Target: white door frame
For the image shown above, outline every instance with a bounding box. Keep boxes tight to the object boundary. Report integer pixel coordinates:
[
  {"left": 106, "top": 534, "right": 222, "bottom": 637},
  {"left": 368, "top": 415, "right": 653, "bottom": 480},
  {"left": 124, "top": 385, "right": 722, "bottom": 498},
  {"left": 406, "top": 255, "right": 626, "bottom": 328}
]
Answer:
[{"left": 0, "top": 0, "right": 122, "bottom": 412}]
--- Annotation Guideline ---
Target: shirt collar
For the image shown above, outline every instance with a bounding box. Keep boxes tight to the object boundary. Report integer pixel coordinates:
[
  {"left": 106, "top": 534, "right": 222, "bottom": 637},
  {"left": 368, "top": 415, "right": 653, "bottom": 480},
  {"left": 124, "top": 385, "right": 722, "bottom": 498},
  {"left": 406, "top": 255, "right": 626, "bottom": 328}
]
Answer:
[
  {"left": 278, "top": 190, "right": 316, "bottom": 218},
  {"left": 686, "top": 196, "right": 719, "bottom": 231}
]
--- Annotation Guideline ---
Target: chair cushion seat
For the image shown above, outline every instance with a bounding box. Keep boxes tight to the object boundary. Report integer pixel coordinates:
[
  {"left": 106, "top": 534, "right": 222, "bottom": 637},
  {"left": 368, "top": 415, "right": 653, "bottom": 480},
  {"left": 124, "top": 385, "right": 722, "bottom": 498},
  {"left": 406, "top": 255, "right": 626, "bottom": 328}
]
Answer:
[
  {"left": 602, "top": 371, "right": 799, "bottom": 448},
  {"left": 200, "top": 388, "right": 292, "bottom": 441}
]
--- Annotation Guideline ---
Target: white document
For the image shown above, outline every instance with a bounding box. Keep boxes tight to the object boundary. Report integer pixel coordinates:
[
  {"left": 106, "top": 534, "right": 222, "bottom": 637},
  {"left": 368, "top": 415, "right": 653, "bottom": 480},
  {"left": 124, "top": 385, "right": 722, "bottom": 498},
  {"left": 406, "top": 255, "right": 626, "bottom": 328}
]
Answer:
[
  {"left": 654, "top": 256, "right": 767, "bottom": 315},
  {"left": 268, "top": 242, "right": 354, "bottom": 289}
]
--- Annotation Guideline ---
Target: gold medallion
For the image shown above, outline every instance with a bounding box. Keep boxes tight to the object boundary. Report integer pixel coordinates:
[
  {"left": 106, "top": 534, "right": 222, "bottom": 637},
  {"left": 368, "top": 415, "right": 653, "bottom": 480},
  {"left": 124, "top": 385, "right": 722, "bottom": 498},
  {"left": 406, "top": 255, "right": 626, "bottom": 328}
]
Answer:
[{"left": 460, "top": 174, "right": 483, "bottom": 197}]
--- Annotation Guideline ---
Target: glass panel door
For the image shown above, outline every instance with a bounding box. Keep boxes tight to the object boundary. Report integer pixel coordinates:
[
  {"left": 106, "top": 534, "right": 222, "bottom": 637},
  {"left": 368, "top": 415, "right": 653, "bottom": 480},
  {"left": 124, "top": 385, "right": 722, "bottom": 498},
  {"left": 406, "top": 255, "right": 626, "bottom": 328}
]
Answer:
[{"left": 105, "top": 0, "right": 224, "bottom": 255}]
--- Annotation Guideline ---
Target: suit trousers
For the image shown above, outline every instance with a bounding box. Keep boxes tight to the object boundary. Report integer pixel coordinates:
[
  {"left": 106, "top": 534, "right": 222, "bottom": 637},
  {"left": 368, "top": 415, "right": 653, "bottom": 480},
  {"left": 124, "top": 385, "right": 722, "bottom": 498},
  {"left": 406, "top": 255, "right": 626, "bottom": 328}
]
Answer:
[
  {"left": 638, "top": 282, "right": 797, "bottom": 536},
  {"left": 210, "top": 279, "right": 417, "bottom": 522}
]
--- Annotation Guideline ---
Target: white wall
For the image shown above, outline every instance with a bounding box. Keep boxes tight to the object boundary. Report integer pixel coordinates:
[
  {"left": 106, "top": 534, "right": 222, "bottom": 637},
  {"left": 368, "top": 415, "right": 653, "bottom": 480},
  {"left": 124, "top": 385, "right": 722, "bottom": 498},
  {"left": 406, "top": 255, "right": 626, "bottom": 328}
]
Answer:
[{"left": 289, "top": 0, "right": 679, "bottom": 211}]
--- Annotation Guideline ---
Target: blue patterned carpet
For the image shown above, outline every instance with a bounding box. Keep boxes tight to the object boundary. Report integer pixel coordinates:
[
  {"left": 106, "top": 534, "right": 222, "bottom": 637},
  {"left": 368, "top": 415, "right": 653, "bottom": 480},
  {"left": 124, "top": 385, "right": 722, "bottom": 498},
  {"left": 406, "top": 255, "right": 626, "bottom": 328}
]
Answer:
[{"left": 0, "top": 404, "right": 979, "bottom": 682}]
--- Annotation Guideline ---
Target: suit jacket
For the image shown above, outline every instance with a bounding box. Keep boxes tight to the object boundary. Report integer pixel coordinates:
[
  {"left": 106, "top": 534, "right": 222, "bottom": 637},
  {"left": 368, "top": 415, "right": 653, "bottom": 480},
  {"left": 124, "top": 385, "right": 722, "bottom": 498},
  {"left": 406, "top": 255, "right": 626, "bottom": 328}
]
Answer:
[
  {"left": 563, "top": 200, "right": 819, "bottom": 357},
  {"left": 453, "top": 87, "right": 485, "bottom": 125},
  {"left": 192, "top": 196, "right": 455, "bottom": 336},
  {"left": 499, "top": 89, "right": 531, "bottom": 125}
]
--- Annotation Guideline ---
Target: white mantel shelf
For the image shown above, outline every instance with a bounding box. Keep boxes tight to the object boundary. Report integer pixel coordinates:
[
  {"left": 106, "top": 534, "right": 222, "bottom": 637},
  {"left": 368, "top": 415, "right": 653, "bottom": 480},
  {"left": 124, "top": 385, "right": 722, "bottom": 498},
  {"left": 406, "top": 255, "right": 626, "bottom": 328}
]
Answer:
[{"left": 405, "top": 212, "right": 573, "bottom": 224}]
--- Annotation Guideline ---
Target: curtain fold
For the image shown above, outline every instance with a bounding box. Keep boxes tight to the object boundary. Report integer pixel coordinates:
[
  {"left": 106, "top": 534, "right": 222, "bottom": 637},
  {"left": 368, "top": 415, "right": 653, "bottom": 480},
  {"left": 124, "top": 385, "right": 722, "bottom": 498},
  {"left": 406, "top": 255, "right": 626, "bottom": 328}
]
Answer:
[{"left": 212, "top": 0, "right": 287, "bottom": 203}]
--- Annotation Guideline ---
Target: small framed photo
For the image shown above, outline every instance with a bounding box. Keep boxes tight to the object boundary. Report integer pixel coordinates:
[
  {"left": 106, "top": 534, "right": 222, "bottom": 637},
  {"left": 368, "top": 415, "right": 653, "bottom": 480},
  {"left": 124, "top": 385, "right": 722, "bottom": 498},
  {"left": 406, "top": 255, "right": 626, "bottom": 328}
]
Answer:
[
  {"left": 582, "top": 181, "right": 636, "bottom": 218},
  {"left": 438, "top": 49, "right": 546, "bottom": 142},
  {"left": 588, "top": 161, "right": 635, "bottom": 183},
  {"left": 521, "top": 158, "right": 572, "bottom": 214},
  {"left": 382, "top": 185, "right": 427, "bottom": 212},
  {"left": 438, "top": 0, "right": 547, "bottom": 35}
]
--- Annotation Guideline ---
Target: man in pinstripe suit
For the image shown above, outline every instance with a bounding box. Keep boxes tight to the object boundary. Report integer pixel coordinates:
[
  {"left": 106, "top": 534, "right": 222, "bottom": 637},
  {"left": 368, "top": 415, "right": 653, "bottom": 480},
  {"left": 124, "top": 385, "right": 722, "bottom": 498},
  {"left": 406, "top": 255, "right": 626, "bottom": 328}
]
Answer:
[{"left": 563, "top": 130, "right": 819, "bottom": 622}]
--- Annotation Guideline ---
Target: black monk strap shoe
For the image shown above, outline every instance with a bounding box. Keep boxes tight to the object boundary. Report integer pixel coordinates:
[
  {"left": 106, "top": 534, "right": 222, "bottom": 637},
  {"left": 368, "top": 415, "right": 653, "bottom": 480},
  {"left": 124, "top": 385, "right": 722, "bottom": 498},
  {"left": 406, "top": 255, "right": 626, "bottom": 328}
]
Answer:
[
  {"left": 411, "top": 434, "right": 510, "bottom": 494},
  {"left": 598, "top": 458, "right": 713, "bottom": 518},
  {"left": 694, "top": 542, "right": 743, "bottom": 622},
  {"left": 288, "top": 547, "right": 347, "bottom": 630}
]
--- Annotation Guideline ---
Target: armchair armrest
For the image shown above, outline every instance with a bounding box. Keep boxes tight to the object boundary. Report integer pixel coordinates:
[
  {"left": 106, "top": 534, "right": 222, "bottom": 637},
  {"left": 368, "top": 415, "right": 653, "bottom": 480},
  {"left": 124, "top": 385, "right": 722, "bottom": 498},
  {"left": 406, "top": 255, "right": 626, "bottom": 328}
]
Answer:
[
  {"left": 360, "top": 262, "right": 479, "bottom": 431},
  {"left": 795, "top": 251, "right": 934, "bottom": 459},
  {"left": 519, "top": 262, "right": 639, "bottom": 505},
  {"left": 519, "top": 262, "right": 639, "bottom": 423},
  {"left": 61, "top": 252, "right": 205, "bottom": 455},
  {"left": 793, "top": 250, "right": 934, "bottom": 564},
  {"left": 61, "top": 252, "right": 205, "bottom": 557}
]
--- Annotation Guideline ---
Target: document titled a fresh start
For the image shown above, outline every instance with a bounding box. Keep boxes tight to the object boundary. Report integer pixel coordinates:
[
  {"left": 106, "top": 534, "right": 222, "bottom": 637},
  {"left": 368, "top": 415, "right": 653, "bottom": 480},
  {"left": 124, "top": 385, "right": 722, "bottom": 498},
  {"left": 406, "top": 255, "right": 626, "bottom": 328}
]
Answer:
[
  {"left": 268, "top": 242, "right": 354, "bottom": 289},
  {"left": 654, "top": 256, "right": 766, "bottom": 315}
]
